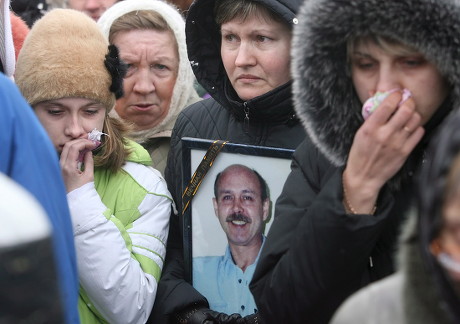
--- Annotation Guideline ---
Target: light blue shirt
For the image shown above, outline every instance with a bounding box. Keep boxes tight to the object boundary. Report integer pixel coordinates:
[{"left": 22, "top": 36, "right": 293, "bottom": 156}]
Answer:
[{"left": 193, "top": 238, "right": 264, "bottom": 316}]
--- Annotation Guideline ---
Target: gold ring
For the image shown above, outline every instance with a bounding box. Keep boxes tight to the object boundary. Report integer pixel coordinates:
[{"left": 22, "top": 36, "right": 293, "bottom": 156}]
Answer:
[{"left": 403, "top": 126, "right": 411, "bottom": 133}]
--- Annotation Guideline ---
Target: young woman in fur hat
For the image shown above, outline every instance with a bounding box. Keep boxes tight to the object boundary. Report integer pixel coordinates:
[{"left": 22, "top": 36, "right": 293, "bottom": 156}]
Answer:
[
  {"left": 15, "top": 9, "right": 172, "bottom": 324},
  {"left": 250, "top": 0, "right": 460, "bottom": 323}
]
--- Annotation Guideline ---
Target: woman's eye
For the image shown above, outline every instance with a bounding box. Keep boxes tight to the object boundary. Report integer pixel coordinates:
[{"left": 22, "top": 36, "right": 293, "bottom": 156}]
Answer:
[
  {"left": 153, "top": 64, "right": 167, "bottom": 70},
  {"left": 223, "top": 34, "right": 236, "bottom": 42},
  {"left": 124, "top": 64, "right": 137, "bottom": 77},
  {"left": 85, "top": 110, "right": 98, "bottom": 115},
  {"left": 48, "top": 109, "right": 62, "bottom": 115},
  {"left": 354, "top": 60, "right": 375, "bottom": 70},
  {"left": 403, "top": 59, "right": 423, "bottom": 67},
  {"left": 257, "top": 35, "right": 270, "bottom": 42}
]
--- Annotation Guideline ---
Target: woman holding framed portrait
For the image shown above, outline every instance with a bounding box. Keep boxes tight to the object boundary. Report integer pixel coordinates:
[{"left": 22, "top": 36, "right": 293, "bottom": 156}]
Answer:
[{"left": 151, "top": 0, "right": 306, "bottom": 323}]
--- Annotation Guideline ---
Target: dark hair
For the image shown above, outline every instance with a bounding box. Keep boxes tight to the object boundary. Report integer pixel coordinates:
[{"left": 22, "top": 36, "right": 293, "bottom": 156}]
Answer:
[
  {"left": 11, "top": 0, "right": 47, "bottom": 28},
  {"left": 214, "top": 164, "right": 269, "bottom": 201},
  {"left": 214, "top": 0, "right": 286, "bottom": 27}
]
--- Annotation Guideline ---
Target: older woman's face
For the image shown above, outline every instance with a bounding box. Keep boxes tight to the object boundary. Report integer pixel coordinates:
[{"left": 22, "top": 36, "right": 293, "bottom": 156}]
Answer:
[
  {"left": 351, "top": 40, "right": 449, "bottom": 125},
  {"left": 67, "top": 0, "right": 117, "bottom": 21},
  {"left": 220, "top": 13, "right": 292, "bottom": 101},
  {"left": 112, "top": 29, "right": 179, "bottom": 130}
]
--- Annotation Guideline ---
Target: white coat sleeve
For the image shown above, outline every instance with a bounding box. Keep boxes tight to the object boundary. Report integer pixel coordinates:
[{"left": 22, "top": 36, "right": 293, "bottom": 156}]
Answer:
[{"left": 67, "top": 163, "right": 171, "bottom": 324}]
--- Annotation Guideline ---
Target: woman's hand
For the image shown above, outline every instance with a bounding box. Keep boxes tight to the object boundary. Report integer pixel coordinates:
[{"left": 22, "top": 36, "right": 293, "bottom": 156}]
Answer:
[
  {"left": 60, "top": 139, "right": 98, "bottom": 193},
  {"left": 343, "top": 91, "right": 425, "bottom": 213}
]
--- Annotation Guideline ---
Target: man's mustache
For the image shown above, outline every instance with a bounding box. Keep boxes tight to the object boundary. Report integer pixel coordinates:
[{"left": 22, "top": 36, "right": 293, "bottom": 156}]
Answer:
[{"left": 226, "top": 213, "right": 252, "bottom": 224}]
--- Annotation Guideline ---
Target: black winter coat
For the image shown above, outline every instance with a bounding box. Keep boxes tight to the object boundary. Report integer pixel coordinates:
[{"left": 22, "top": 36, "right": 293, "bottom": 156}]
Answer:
[
  {"left": 250, "top": 0, "right": 460, "bottom": 323},
  {"left": 251, "top": 136, "right": 414, "bottom": 324},
  {"left": 150, "top": 0, "right": 306, "bottom": 322},
  {"left": 332, "top": 111, "right": 460, "bottom": 324}
]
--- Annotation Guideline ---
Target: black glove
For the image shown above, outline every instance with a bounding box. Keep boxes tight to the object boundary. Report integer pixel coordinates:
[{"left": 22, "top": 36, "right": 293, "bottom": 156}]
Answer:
[
  {"left": 204, "top": 310, "right": 243, "bottom": 324},
  {"left": 173, "top": 306, "right": 216, "bottom": 324},
  {"left": 174, "top": 307, "right": 262, "bottom": 324},
  {"left": 205, "top": 310, "right": 262, "bottom": 324}
]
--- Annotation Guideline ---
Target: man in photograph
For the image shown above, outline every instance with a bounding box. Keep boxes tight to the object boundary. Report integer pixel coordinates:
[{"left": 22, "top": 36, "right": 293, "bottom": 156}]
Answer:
[{"left": 193, "top": 164, "right": 270, "bottom": 317}]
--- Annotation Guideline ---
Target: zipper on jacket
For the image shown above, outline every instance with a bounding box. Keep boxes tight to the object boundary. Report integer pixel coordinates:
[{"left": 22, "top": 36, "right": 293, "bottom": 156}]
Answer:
[
  {"left": 369, "top": 256, "right": 374, "bottom": 268},
  {"left": 243, "top": 102, "right": 250, "bottom": 133}
]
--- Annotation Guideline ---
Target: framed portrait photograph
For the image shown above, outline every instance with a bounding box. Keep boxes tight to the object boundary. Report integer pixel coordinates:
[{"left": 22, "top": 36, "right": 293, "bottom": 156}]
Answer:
[{"left": 181, "top": 137, "right": 294, "bottom": 316}]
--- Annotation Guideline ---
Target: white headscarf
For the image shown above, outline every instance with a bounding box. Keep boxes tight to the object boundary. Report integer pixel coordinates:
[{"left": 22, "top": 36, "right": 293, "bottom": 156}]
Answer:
[{"left": 98, "top": 0, "right": 200, "bottom": 143}]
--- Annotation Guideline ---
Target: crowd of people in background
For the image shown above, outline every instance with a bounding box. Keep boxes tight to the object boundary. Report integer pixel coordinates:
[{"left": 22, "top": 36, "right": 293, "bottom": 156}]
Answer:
[{"left": 2, "top": 0, "right": 460, "bottom": 323}]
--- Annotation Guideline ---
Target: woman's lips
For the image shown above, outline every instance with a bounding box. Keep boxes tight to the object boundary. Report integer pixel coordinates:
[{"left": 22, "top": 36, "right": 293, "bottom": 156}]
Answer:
[
  {"left": 237, "top": 75, "right": 261, "bottom": 83},
  {"left": 132, "top": 104, "right": 155, "bottom": 111}
]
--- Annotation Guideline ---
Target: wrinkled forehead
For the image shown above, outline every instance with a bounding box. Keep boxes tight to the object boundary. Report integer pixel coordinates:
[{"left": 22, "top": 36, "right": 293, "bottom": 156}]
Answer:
[{"left": 217, "top": 167, "right": 261, "bottom": 193}]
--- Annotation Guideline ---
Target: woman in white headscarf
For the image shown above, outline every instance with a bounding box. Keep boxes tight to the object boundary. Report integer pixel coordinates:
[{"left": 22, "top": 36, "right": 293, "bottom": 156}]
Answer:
[{"left": 98, "top": 0, "right": 200, "bottom": 175}]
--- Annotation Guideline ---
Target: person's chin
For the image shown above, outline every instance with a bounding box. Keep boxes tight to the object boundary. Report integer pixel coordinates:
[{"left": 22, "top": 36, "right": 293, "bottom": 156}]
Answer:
[{"left": 236, "top": 89, "right": 265, "bottom": 101}]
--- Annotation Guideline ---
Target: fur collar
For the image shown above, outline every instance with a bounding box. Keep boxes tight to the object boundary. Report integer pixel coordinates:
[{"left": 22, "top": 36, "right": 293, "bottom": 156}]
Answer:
[{"left": 292, "top": 0, "right": 460, "bottom": 175}]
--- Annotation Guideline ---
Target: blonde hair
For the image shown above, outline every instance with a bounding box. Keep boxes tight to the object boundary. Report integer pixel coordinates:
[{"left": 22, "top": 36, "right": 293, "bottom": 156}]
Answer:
[
  {"left": 109, "top": 9, "right": 176, "bottom": 52},
  {"left": 94, "top": 115, "right": 131, "bottom": 173}
]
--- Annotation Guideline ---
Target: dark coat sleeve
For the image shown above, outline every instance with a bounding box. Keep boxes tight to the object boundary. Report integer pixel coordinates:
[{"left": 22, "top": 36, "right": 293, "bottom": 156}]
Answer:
[
  {"left": 149, "top": 104, "right": 212, "bottom": 323},
  {"left": 250, "top": 138, "right": 396, "bottom": 324}
]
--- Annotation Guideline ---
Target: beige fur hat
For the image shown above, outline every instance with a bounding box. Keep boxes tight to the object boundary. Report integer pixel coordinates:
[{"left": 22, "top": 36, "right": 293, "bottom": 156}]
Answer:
[{"left": 15, "top": 9, "right": 125, "bottom": 110}]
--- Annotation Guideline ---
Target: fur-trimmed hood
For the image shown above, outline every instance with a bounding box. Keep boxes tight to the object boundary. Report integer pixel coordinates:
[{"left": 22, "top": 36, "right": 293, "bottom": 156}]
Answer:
[
  {"left": 98, "top": 0, "right": 200, "bottom": 143},
  {"left": 185, "top": 0, "right": 303, "bottom": 124},
  {"left": 292, "top": 0, "right": 460, "bottom": 168}
]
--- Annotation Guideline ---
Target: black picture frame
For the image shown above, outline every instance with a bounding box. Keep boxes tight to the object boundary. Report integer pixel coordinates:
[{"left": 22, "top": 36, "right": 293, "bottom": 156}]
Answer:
[{"left": 181, "top": 137, "right": 294, "bottom": 288}]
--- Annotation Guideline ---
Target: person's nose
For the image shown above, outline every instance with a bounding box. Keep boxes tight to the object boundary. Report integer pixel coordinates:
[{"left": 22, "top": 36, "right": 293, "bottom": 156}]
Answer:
[
  {"left": 232, "top": 198, "right": 244, "bottom": 214},
  {"left": 64, "top": 115, "right": 86, "bottom": 139},
  {"left": 374, "top": 65, "right": 402, "bottom": 93},
  {"left": 235, "top": 41, "right": 256, "bottom": 67},
  {"left": 84, "top": 0, "right": 101, "bottom": 11},
  {"left": 132, "top": 68, "right": 156, "bottom": 95}
]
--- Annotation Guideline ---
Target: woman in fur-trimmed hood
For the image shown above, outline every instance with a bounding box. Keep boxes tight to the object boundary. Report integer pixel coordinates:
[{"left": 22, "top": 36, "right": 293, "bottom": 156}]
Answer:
[{"left": 250, "top": 0, "right": 460, "bottom": 323}]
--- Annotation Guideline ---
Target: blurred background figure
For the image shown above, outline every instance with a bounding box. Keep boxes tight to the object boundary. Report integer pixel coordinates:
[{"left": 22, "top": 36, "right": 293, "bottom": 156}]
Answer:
[
  {"left": 166, "top": 0, "right": 193, "bottom": 17},
  {"left": 1, "top": 1, "right": 79, "bottom": 322},
  {"left": 10, "top": 0, "right": 47, "bottom": 27},
  {"left": 9, "top": 12, "right": 29, "bottom": 61},
  {"left": 0, "top": 172, "right": 65, "bottom": 323},
  {"left": 98, "top": 0, "right": 200, "bottom": 175},
  {"left": 0, "top": 0, "right": 15, "bottom": 78},
  {"left": 67, "top": 0, "right": 119, "bottom": 21}
]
